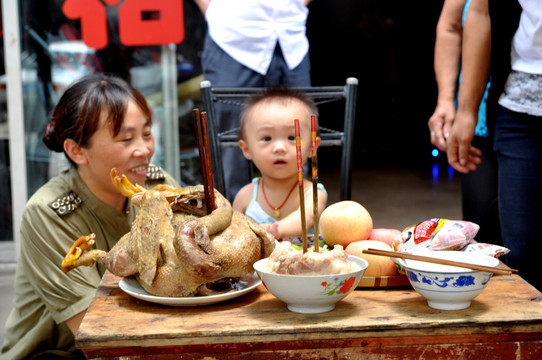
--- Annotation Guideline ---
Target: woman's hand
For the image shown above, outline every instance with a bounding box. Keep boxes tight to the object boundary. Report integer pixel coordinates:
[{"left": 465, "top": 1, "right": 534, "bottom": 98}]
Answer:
[
  {"left": 446, "top": 109, "right": 482, "bottom": 173},
  {"left": 194, "top": 0, "right": 210, "bottom": 15},
  {"left": 428, "top": 100, "right": 456, "bottom": 151}
]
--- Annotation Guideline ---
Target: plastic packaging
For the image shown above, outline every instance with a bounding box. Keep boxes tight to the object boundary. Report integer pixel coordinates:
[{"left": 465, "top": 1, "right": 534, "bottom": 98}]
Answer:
[{"left": 394, "top": 218, "right": 479, "bottom": 252}]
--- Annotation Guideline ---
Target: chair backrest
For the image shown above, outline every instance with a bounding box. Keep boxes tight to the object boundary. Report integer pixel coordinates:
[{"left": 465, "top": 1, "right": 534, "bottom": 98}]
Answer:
[{"left": 200, "top": 77, "right": 358, "bottom": 200}]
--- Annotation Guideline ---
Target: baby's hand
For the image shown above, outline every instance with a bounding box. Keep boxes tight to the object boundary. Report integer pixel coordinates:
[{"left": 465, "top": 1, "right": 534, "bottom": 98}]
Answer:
[{"left": 262, "top": 222, "right": 280, "bottom": 240}]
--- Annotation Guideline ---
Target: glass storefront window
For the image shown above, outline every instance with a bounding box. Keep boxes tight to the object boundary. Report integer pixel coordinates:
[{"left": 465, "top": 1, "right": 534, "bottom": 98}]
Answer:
[
  {"left": 1, "top": 0, "right": 205, "bottom": 251},
  {"left": 0, "top": 127, "right": 11, "bottom": 241},
  {"left": 0, "top": 1, "right": 12, "bottom": 242},
  {"left": 21, "top": 1, "right": 183, "bottom": 194}
]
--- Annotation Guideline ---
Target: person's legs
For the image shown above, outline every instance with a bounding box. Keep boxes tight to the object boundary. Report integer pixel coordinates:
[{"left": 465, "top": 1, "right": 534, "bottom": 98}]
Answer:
[
  {"left": 202, "top": 34, "right": 265, "bottom": 88},
  {"left": 201, "top": 34, "right": 264, "bottom": 200},
  {"left": 494, "top": 106, "right": 542, "bottom": 290},
  {"left": 264, "top": 44, "right": 311, "bottom": 87},
  {"left": 263, "top": 44, "right": 312, "bottom": 177},
  {"left": 201, "top": 36, "right": 313, "bottom": 200},
  {"left": 461, "top": 136, "right": 502, "bottom": 246}
]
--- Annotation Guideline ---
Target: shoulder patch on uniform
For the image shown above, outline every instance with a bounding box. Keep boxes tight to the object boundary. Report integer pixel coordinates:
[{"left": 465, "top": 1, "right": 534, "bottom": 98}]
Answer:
[
  {"left": 49, "top": 191, "right": 83, "bottom": 217},
  {"left": 146, "top": 164, "right": 165, "bottom": 181}
]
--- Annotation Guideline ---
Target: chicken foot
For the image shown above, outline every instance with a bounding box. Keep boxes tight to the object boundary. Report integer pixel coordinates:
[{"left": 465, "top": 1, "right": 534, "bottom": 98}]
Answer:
[{"left": 61, "top": 233, "right": 138, "bottom": 277}]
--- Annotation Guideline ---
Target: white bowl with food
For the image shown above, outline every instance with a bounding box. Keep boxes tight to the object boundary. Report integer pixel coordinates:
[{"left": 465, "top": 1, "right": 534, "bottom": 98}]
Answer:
[
  {"left": 253, "top": 242, "right": 368, "bottom": 314},
  {"left": 394, "top": 250, "right": 500, "bottom": 310}
]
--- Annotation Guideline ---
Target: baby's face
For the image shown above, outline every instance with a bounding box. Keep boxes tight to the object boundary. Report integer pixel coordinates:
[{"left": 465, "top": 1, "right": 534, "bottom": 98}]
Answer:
[{"left": 240, "top": 99, "right": 314, "bottom": 180}]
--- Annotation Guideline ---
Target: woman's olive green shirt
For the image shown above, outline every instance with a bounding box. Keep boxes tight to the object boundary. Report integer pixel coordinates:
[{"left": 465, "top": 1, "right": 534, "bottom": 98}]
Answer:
[{"left": 1, "top": 165, "right": 178, "bottom": 359}]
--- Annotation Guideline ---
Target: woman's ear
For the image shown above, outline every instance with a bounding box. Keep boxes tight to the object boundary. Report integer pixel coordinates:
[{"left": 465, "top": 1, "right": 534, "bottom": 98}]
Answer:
[
  {"left": 64, "top": 139, "right": 88, "bottom": 165},
  {"left": 238, "top": 139, "right": 252, "bottom": 160}
]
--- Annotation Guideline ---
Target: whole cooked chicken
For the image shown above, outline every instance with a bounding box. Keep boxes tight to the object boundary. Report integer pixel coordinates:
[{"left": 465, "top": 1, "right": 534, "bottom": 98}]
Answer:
[{"left": 61, "top": 169, "right": 276, "bottom": 297}]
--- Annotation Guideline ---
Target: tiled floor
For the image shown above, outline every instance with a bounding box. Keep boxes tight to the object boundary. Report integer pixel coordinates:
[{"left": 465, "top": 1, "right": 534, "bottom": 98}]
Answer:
[
  {"left": 0, "top": 163, "right": 462, "bottom": 346},
  {"left": 325, "top": 163, "right": 462, "bottom": 230}
]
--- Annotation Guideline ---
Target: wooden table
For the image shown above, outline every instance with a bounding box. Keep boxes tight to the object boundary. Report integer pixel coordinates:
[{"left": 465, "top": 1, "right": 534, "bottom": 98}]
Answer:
[{"left": 77, "top": 271, "right": 542, "bottom": 359}]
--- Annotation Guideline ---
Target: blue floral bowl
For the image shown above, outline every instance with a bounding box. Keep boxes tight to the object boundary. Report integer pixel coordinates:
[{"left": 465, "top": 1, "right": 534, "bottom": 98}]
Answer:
[
  {"left": 253, "top": 255, "right": 368, "bottom": 314},
  {"left": 393, "top": 250, "right": 499, "bottom": 310}
]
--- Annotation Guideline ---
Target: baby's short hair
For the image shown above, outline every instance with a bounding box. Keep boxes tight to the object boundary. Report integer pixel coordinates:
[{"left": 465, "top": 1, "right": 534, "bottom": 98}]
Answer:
[{"left": 238, "top": 86, "right": 318, "bottom": 140}]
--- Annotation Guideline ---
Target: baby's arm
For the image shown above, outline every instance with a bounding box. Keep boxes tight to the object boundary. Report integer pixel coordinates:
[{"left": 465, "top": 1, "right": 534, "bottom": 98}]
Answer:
[
  {"left": 232, "top": 183, "right": 253, "bottom": 213},
  {"left": 270, "top": 186, "right": 328, "bottom": 240}
]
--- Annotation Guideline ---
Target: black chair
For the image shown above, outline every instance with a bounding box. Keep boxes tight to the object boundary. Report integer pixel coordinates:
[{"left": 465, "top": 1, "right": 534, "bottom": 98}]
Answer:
[{"left": 200, "top": 77, "right": 358, "bottom": 200}]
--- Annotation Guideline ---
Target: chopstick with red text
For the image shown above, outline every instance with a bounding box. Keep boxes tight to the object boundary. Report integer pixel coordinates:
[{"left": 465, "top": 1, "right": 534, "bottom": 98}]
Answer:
[
  {"left": 193, "top": 109, "right": 216, "bottom": 214},
  {"left": 295, "top": 119, "right": 308, "bottom": 253},
  {"left": 311, "top": 115, "right": 319, "bottom": 253}
]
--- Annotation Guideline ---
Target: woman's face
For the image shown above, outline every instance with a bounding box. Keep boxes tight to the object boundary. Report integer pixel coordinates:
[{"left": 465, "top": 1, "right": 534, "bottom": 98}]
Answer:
[{"left": 79, "top": 99, "right": 155, "bottom": 202}]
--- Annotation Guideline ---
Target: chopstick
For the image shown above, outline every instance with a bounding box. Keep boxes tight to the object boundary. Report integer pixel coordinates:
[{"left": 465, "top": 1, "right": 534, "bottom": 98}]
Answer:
[
  {"left": 193, "top": 109, "right": 216, "bottom": 214},
  {"left": 200, "top": 112, "right": 216, "bottom": 212},
  {"left": 362, "top": 248, "right": 518, "bottom": 276},
  {"left": 311, "top": 115, "right": 319, "bottom": 253},
  {"left": 295, "top": 119, "right": 308, "bottom": 253}
]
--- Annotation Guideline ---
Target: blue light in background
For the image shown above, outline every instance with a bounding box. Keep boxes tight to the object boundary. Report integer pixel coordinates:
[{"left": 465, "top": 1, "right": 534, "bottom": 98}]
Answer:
[
  {"left": 432, "top": 163, "right": 439, "bottom": 184},
  {"left": 448, "top": 164, "right": 455, "bottom": 178},
  {"left": 431, "top": 148, "right": 439, "bottom": 157}
]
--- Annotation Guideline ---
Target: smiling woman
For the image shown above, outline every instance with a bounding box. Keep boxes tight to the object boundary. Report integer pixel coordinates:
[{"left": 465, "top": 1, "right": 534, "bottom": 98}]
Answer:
[
  {"left": 43, "top": 75, "right": 157, "bottom": 211},
  {"left": 1, "top": 74, "right": 180, "bottom": 359}
]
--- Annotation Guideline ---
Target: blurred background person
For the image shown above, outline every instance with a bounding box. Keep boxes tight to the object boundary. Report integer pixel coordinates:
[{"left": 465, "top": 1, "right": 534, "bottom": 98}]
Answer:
[
  {"left": 428, "top": 0, "right": 501, "bottom": 246},
  {"left": 447, "top": 0, "right": 539, "bottom": 289},
  {"left": 195, "top": 0, "right": 314, "bottom": 201}
]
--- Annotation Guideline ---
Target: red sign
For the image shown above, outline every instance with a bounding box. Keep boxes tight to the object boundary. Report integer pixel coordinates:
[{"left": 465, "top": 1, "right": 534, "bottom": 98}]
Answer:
[{"left": 62, "top": 0, "right": 185, "bottom": 49}]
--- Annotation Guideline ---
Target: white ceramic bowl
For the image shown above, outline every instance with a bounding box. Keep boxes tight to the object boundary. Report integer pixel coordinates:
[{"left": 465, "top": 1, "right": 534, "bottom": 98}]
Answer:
[
  {"left": 253, "top": 255, "right": 368, "bottom": 314},
  {"left": 394, "top": 250, "right": 499, "bottom": 310}
]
